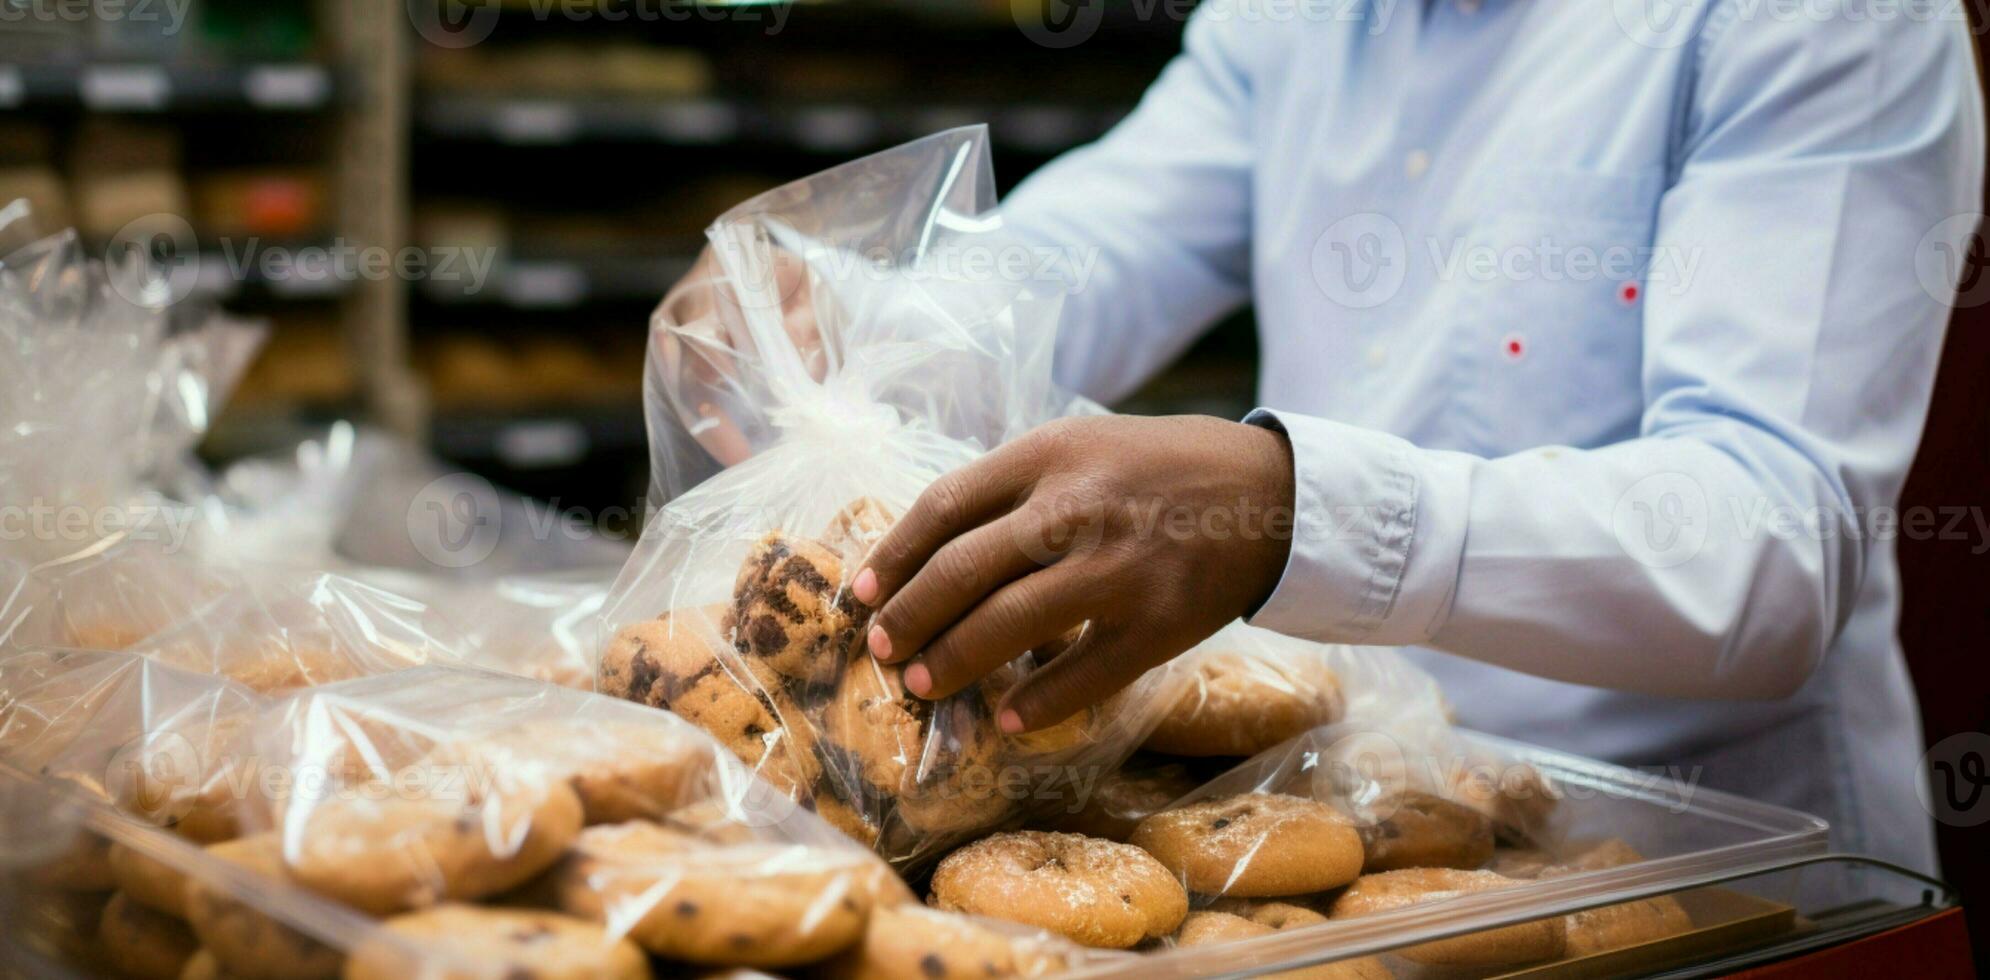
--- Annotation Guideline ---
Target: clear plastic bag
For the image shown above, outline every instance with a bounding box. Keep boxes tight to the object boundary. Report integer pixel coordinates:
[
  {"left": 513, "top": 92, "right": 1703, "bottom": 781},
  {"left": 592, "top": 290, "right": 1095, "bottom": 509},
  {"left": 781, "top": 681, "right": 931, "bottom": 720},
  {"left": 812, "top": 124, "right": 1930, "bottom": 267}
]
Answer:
[
  {"left": 1103, "top": 721, "right": 1587, "bottom": 972},
  {"left": 239, "top": 665, "right": 913, "bottom": 973},
  {"left": 640, "top": 125, "right": 1076, "bottom": 506},
  {"left": 0, "top": 206, "right": 264, "bottom": 568},
  {"left": 1, "top": 545, "right": 466, "bottom": 692},
  {"left": 1131, "top": 720, "right": 1565, "bottom": 898},
  {"left": 193, "top": 424, "right": 629, "bottom": 690},
  {"left": 600, "top": 128, "right": 1185, "bottom": 867},
  {"left": 0, "top": 649, "right": 268, "bottom": 844},
  {"left": 122, "top": 565, "right": 465, "bottom": 692},
  {"left": 3, "top": 659, "right": 932, "bottom": 977},
  {"left": 409, "top": 569, "right": 617, "bottom": 690},
  {"left": 1138, "top": 621, "right": 1454, "bottom": 760}
]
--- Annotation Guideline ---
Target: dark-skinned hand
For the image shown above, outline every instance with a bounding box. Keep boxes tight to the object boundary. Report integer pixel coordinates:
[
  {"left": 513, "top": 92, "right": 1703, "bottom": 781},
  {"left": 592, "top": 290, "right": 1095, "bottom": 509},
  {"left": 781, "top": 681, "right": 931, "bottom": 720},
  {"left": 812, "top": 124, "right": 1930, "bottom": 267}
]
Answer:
[{"left": 850, "top": 414, "right": 1297, "bottom": 733}]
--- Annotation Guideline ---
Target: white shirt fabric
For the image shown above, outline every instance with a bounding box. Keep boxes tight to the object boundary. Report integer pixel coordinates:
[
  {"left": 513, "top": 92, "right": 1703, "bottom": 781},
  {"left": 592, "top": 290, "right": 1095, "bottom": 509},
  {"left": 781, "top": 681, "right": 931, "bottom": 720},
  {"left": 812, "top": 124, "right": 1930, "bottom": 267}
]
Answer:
[{"left": 1000, "top": 0, "right": 1985, "bottom": 879}]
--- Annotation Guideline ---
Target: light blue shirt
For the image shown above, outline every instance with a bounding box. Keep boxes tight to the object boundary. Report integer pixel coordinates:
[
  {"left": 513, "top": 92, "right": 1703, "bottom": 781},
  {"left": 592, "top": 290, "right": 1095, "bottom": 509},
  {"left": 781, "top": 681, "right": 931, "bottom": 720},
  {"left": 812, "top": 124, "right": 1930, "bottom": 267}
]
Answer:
[{"left": 1003, "top": 0, "right": 1983, "bottom": 877}]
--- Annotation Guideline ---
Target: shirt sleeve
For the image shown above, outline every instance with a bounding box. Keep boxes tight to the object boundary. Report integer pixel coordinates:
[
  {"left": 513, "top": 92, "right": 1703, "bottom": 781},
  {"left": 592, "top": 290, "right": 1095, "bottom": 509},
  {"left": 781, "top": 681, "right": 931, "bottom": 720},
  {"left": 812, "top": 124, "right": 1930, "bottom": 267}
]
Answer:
[
  {"left": 1245, "top": 7, "right": 1984, "bottom": 699},
  {"left": 997, "top": 5, "right": 1257, "bottom": 404}
]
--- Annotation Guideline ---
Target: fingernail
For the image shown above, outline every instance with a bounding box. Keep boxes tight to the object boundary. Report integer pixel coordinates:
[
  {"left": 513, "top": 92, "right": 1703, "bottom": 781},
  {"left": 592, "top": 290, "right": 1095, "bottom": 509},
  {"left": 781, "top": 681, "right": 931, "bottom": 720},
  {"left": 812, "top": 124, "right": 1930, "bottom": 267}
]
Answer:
[
  {"left": 867, "top": 625, "right": 891, "bottom": 660},
  {"left": 853, "top": 568, "right": 878, "bottom": 604},
  {"left": 905, "top": 662, "right": 932, "bottom": 697},
  {"left": 998, "top": 709, "right": 1024, "bottom": 734}
]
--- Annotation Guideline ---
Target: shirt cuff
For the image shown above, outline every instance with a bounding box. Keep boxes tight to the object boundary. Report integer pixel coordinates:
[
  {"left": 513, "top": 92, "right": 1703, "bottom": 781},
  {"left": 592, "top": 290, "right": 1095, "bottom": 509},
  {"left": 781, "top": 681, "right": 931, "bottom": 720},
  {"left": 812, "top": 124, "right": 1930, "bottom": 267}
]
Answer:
[{"left": 1241, "top": 408, "right": 1471, "bottom": 645}]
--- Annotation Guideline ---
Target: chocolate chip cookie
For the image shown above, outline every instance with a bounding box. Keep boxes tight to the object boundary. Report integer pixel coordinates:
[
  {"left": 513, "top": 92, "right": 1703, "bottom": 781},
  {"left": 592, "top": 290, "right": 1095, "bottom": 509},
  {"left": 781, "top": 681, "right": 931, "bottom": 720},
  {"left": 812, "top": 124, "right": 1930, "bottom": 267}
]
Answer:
[{"left": 732, "top": 533, "right": 865, "bottom": 687}]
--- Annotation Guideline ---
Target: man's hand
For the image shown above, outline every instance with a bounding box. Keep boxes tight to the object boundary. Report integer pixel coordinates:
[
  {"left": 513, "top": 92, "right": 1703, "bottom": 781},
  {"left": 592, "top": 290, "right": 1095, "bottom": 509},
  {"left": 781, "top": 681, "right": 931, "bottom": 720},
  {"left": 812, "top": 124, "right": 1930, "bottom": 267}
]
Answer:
[{"left": 850, "top": 415, "right": 1297, "bottom": 732}]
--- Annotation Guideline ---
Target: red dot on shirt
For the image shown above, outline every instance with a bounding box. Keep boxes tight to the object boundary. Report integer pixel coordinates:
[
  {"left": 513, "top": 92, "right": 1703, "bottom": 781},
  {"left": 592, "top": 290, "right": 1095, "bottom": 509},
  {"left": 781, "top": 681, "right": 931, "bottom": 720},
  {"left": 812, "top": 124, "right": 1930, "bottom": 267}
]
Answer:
[
  {"left": 1619, "top": 281, "right": 1641, "bottom": 304},
  {"left": 1503, "top": 334, "right": 1525, "bottom": 359}
]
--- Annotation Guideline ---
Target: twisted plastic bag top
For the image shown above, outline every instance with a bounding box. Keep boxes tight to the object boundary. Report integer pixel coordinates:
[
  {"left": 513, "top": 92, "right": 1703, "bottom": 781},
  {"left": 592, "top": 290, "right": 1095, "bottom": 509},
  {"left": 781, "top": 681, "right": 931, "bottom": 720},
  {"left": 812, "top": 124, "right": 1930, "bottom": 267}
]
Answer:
[{"left": 645, "top": 126, "right": 1071, "bottom": 506}]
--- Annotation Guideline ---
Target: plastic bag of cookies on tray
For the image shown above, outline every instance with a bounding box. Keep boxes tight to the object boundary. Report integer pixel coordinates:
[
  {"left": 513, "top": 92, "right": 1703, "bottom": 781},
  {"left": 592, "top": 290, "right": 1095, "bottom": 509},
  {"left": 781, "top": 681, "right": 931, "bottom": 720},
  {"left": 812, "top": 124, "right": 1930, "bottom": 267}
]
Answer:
[
  {"left": 2, "top": 661, "right": 1122, "bottom": 979},
  {"left": 918, "top": 722, "right": 1827, "bottom": 978},
  {"left": 598, "top": 127, "right": 1190, "bottom": 867}
]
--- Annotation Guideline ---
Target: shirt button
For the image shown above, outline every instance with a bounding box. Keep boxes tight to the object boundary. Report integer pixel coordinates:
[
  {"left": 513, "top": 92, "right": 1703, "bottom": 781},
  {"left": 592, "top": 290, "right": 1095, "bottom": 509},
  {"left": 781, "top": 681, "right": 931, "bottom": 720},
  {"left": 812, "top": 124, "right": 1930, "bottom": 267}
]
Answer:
[
  {"left": 1366, "top": 342, "right": 1388, "bottom": 366},
  {"left": 1459, "top": 0, "right": 1482, "bottom": 12},
  {"left": 1405, "top": 149, "right": 1431, "bottom": 179}
]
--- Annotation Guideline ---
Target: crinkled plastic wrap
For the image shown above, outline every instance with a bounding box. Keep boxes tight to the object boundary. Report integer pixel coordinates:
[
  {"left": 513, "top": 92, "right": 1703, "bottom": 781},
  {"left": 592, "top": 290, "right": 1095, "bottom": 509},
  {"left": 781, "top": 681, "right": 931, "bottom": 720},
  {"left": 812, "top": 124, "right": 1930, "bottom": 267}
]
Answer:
[
  {"left": 1133, "top": 722, "right": 1567, "bottom": 901},
  {"left": 415, "top": 570, "right": 615, "bottom": 690},
  {"left": 0, "top": 205, "right": 264, "bottom": 568},
  {"left": 0, "top": 650, "right": 269, "bottom": 854},
  {"left": 194, "top": 424, "right": 629, "bottom": 690},
  {"left": 1139, "top": 621, "right": 1454, "bottom": 760},
  {"left": 1, "top": 546, "right": 464, "bottom": 692},
  {"left": 601, "top": 128, "right": 1185, "bottom": 866}
]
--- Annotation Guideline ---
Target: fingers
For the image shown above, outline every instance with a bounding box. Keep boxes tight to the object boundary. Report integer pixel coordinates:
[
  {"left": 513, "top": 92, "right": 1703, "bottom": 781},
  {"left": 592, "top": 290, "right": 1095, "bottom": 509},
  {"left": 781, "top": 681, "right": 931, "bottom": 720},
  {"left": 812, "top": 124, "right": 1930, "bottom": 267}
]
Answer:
[
  {"left": 991, "top": 623, "right": 1176, "bottom": 734},
  {"left": 854, "top": 444, "right": 1039, "bottom": 609},
  {"left": 867, "top": 510, "right": 1052, "bottom": 666},
  {"left": 903, "top": 563, "right": 1094, "bottom": 700}
]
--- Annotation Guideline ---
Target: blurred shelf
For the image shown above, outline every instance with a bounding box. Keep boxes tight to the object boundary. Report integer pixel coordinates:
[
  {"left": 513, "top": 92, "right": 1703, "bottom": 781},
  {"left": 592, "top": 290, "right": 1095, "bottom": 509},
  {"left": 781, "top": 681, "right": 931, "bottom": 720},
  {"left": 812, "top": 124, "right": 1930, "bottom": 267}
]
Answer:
[
  {"left": 418, "top": 251, "right": 696, "bottom": 309},
  {"left": 189, "top": 244, "right": 352, "bottom": 301},
  {"left": 0, "top": 62, "right": 337, "bottom": 112},
  {"left": 74, "top": 239, "right": 351, "bottom": 302},
  {"left": 417, "top": 96, "right": 1125, "bottom": 153},
  {"left": 430, "top": 402, "right": 647, "bottom": 470}
]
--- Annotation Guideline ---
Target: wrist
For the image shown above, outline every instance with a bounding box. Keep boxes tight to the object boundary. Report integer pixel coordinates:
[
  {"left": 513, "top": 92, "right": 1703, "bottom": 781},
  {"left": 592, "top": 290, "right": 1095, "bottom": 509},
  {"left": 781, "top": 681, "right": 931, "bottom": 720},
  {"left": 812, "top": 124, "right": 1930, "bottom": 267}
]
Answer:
[{"left": 1240, "top": 420, "right": 1297, "bottom": 612}]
